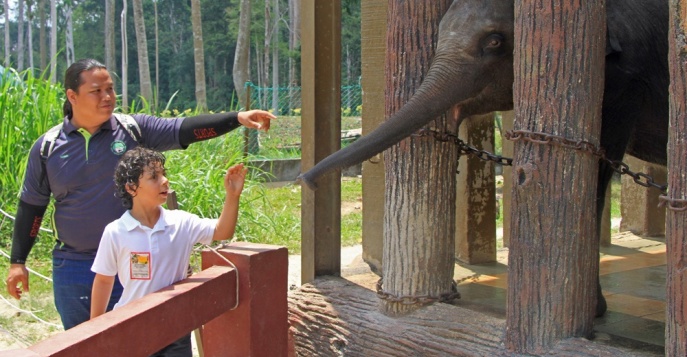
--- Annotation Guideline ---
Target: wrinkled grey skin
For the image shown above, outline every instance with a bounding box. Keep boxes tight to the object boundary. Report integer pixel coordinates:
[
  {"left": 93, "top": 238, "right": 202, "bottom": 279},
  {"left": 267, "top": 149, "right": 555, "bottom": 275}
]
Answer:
[{"left": 297, "top": 0, "right": 668, "bottom": 317}]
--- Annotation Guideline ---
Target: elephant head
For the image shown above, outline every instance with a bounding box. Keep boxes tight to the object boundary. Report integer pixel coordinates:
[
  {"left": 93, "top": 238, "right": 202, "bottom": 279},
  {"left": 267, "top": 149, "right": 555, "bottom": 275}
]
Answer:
[{"left": 297, "top": 0, "right": 515, "bottom": 190}]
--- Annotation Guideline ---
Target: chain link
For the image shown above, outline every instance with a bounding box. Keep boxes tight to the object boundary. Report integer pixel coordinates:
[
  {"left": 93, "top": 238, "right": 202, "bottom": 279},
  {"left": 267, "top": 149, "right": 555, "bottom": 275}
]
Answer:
[
  {"left": 658, "top": 195, "right": 687, "bottom": 212},
  {"left": 376, "top": 278, "right": 461, "bottom": 305},
  {"left": 414, "top": 128, "right": 687, "bottom": 212}
]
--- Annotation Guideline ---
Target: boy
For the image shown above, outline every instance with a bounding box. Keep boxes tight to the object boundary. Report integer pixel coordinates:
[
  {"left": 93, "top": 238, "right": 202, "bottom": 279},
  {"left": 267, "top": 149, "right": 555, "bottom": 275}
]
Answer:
[{"left": 90, "top": 147, "right": 246, "bottom": 356}]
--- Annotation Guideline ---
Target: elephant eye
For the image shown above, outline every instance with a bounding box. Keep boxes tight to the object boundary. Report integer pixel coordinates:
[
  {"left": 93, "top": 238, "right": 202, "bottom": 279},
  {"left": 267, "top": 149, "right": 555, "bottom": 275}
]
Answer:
[{"left": 485, "top": 34, "right": 503, "bottom": 49}]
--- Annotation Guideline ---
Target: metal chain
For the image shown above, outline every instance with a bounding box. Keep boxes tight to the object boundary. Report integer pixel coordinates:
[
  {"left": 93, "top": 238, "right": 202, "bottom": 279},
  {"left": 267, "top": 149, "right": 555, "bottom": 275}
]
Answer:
[
  {"left": 414, "top": 128, "right": 686, "bottom": 212},
  {"left": 376, "top": 278, "right": 461, "bottom": 305},
  {"left": 413, "top": 129, "right": 513, "bottom": 166}
]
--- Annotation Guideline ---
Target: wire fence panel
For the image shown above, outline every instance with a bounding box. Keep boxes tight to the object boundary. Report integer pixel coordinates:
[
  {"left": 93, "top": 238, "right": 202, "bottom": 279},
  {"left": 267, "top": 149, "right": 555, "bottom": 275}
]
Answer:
[{"left": 245, "top": 82, "right": 362, "bottom": 117}]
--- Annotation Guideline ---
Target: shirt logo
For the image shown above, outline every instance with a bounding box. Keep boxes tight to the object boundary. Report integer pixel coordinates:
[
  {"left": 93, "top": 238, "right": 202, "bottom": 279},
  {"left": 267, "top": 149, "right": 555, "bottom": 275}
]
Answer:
[{"left": 111, "top": 140, "right": 127, "bottom": 155}]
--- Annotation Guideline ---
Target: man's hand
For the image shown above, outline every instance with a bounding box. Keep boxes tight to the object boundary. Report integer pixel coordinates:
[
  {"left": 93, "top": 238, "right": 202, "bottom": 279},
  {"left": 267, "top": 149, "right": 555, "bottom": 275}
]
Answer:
[
  {"left": 6, "top": 264, "right": 29, "bottom": 300},
  {"left": 237, "top": 110, "right": 277, "bottom": 132}
]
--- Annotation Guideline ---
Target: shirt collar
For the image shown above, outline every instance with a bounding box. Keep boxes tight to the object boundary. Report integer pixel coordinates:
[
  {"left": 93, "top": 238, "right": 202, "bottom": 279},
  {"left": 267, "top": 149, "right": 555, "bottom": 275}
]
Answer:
[
  {"left": 63, "top": 115, "right": 117, "bottom": 135},
  {"left": 121, "top": 207, "right": 174, "bottom": 232}
]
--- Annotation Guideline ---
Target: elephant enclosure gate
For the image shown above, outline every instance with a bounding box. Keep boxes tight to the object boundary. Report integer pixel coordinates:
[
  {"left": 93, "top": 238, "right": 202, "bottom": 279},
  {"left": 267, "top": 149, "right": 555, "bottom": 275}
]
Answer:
[{"left": 293, "top": 1, "right": 687, "bottom": 356}]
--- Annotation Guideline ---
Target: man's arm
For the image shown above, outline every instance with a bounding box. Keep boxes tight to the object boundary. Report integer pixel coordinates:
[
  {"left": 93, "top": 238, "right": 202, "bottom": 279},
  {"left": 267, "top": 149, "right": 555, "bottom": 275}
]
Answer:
[
  {"left": 6, "top": 200, "right": 47, "bottom": 299},
  {"left": 90, "top": 274, "right": 115, "bottom": 319},
  {"left": 178, "top": 110, "right": 276, "bottom": 147}
]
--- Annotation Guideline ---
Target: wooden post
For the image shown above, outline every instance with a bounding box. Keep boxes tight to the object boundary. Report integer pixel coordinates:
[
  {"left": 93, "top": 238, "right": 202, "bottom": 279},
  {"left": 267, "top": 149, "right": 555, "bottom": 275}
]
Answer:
[
  {"left": 665, "top": 2, "right": 687, "bottom": 354},
  {"left": 300, "top": 0, "right": 342, "bottom": 283},
  {"left": 360, "top": 0, "right": 387, "bottom": 276},
  {"left": 501, "top": 111, "right": 514, "bottom": 248},
  {"left": 507, "top": 2, "right": 604, "bottom": 353},
  {"left": 380, "top": 0, "right": 455, "bottom": 316},
  {"left": 455, "top": 113, "right": 497, "bottom": 264},
  {"left": 619, "top": 155, "right": 667, "bottom": 236},
  {"left": 200, "top": 243, "right": 288, "bottom": 357}
]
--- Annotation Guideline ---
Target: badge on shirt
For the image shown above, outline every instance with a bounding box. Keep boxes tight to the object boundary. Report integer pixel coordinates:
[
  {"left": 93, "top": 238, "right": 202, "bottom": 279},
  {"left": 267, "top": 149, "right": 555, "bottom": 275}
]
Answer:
[{"left": 130, "top": 252, "right": 151, "bottom": 280}]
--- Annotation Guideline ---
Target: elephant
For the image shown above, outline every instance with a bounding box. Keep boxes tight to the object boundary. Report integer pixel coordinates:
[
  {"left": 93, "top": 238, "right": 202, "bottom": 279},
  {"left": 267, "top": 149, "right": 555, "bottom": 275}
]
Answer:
[{"left": 297, "top": 0, "right": 669, "bottom": 318}]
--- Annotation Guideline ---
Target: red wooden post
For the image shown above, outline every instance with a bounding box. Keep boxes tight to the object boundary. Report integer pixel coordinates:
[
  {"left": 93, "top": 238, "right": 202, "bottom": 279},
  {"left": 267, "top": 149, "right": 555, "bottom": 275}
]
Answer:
[{"left": 200, "top": 242, "right": 288, "bottom": 357}]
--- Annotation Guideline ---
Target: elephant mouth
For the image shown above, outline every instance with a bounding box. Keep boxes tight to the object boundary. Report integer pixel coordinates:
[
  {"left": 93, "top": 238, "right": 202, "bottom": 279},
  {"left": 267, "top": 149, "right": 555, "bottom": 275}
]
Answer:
[{"left": 450, "top": 104, "right": 463, "bottom": 126}]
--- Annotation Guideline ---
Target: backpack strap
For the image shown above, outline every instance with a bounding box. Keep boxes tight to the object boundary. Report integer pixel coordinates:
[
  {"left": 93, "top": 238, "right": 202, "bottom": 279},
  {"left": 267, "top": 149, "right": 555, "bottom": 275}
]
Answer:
[
  {"left": 40, "top": 123, "right": 64, "bottom": 161},
  {"left": 113, "top": 113, "right": 142, "bottom": 143}
]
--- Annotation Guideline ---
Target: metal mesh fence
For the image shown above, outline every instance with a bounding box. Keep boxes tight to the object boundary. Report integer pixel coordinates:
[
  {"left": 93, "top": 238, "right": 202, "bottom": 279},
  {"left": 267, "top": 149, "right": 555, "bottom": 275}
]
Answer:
[{"left": 245, "top": 81, "right": 362, "bottom": 117}]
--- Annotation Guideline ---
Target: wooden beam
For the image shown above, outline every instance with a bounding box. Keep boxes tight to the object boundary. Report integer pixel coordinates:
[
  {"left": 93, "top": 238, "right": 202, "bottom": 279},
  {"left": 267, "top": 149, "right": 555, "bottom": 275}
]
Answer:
[
  {"left": 360, "top": 0, "right": 387, "bottom": 275},
  {"left": 7, "top": 266, "right": 237, "bottom": 357},
  {"left": 300, "top": 0, "right": 342, "bottom": 283}
]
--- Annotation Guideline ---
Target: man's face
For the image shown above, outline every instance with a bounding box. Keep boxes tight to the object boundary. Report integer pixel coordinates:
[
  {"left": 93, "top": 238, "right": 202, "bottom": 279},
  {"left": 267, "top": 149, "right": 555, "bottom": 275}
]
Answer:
[{"left": 67, "top": 68, "right": 116, "bottom": 125}]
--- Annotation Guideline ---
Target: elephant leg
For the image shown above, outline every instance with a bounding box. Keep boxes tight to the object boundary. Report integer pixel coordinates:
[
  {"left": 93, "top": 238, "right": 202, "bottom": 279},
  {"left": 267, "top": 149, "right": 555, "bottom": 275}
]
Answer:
[{"left": 595, "top": 159, "right": 617, "bottom": 317}]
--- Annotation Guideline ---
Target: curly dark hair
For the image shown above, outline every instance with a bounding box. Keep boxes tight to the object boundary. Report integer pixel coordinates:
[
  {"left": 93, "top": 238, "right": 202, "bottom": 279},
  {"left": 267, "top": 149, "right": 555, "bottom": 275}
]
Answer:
[{"left": 114, "top": 147, "right": 167, "bottom": 209}]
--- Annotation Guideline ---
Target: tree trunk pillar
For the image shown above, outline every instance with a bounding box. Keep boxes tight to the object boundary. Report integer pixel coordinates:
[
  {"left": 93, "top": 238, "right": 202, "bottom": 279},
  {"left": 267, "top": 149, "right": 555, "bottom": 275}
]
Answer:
[
  {"left": 507, "top": 1, "right": 605, "bottom": 353},
  {"left": 380, "top": 0, "right": 455, "bottom": 316},
  {"left": 665, "top": 1, "right": 687, "bottom": 354}
]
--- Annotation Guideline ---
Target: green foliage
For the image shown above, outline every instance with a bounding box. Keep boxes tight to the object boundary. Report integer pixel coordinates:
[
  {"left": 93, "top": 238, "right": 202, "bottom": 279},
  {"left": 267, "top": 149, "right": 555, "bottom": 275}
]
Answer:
[
  {"left": 0, "top": 68, "right": 64, "bottom": 208},
  {"left": 11, "top": 0, "right": 363, "bottom": 113}
]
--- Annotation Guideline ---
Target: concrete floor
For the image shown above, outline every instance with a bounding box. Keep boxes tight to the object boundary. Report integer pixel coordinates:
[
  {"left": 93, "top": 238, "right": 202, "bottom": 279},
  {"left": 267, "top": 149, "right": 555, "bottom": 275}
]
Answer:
[
  {"left": 312, "top": 231, "right": 668, "bottom": 356},
  {"left": 451, "top": 231, "right": 666, "bottom": 355}
]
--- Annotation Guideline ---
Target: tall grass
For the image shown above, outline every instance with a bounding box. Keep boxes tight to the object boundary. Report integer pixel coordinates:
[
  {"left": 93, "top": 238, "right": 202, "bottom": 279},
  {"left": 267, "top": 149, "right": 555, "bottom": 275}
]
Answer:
[{"left": 0, "top": 68, "right": 64, "bottom": 208}]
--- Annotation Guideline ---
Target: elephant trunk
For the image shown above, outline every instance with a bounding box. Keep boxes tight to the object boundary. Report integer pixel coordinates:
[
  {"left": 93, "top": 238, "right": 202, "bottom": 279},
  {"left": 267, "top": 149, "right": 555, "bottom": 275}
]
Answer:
[{"left": 297, "top": 63, "right": 472, "bottom": 190}]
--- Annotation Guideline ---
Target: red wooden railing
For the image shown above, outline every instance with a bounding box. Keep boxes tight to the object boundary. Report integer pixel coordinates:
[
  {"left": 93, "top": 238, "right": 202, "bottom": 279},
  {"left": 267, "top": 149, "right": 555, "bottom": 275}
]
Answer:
[{"left": 1, "top": 242, "right": 288, "bottom": 357}]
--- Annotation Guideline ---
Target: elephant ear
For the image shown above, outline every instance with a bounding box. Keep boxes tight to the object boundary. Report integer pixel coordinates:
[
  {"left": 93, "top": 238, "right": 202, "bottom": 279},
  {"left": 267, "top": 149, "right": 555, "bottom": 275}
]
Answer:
[{"left": 606, "top": 24, "right": 622, "bottom": 55}]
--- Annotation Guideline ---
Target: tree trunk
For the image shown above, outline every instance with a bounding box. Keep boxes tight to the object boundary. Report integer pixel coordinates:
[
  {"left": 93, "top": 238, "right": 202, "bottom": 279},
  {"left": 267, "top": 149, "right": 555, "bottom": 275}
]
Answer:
[
  {"left": 287, "top": 0, "right": 300, "bottom": 112},
  {"left": 132, "top": 0, "right": 152, "bottom": 104},
  {"left": 232, "top": 0, "right": 251, "bottom": 107},
  {"left": 65, "top": 2, "right": 74, "bottom": 66},
  {"left": 5, "top": 0, "right": 11, "bottom": 67},
  {"left": 26, "top": 1, "right": 33, "bottom": 73},
  {"left": 153, "top": 0, "right": 159, "bottom": 112},
  {"left": 190, "top": 0, "right": 207, "bottom": 112},
  {"left": 271, "top": 0, "right": 279, "bottom": 113},
  {"left": 287, "top": 277, "right": 644, "bottom": 356},
  {"left": 121, "top": 0, "right": 128, "bottom": 111},
  {"left": 380, "top": 1, "right": 456, "bottom": 316},
  {"left": 105, "top": 0, "right": 116, "bottom": 89},
  {"left": 38, "top": 0, "right": 46, "bottom": 71},
  {"left": 665, "top": 1, "right": 687, "bottom": 354},
  {"left": 49, "top": 0, "right": 56, "bottom": 83},
  {"left": 506, "top": 2, "right": 605, "bottom": 353},
  {"left": 17, "top": 0, "right": 24, "bottom": 70},
  {"left": 262, "top": 3, "right": 272, "bottom": 110}
]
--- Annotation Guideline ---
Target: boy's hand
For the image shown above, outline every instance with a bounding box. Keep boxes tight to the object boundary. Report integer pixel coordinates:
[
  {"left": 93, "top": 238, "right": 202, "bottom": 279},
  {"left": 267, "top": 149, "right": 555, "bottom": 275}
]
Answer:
[
  {"left": 237, "top": 110, "right": 277, "bottom": 132},
  {"left": 225, "top": 163, "right": 247, "bottom": 197}
]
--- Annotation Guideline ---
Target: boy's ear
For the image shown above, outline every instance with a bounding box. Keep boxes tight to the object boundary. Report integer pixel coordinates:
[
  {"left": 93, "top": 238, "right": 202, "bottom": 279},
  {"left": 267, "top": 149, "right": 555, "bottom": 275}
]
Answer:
[{"left": 125, "top": 182, "right": 138, "bottom": 195}]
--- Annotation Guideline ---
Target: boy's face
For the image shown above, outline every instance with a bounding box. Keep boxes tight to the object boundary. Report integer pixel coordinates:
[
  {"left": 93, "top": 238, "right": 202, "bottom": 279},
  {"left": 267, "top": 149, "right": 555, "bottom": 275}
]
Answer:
[{"left": 130, "top": 162, "right": 169, "bottom": 208}]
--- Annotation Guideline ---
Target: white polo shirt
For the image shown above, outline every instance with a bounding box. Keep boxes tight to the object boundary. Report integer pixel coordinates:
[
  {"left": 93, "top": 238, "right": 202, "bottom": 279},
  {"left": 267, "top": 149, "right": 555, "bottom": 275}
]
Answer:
[{"left": 92, "top": 207, "right": 216, "bottom": 309}]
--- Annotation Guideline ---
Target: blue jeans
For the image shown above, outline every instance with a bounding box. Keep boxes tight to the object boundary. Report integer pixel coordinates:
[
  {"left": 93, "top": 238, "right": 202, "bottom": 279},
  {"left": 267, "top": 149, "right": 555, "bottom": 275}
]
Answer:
[
  {"left": 150, "top": 334, "right": 192, "bottom": 357},
  {"left": 52, "top": 257, "right": 123, "bottom": 330}
]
